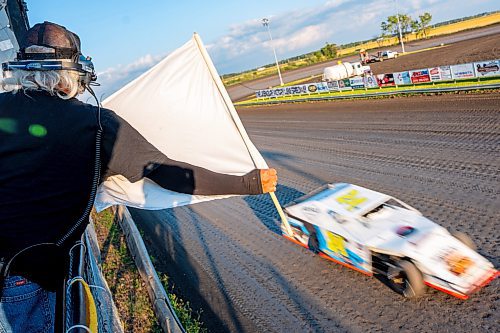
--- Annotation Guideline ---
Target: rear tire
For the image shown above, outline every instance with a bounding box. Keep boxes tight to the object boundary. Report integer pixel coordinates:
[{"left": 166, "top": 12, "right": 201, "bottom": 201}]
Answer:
[
  {"left": 388, "top": 260, "right": 426, "bottom": 298},
  {"left": 452, "top": 231, "right": 477, "bottom": 251}
]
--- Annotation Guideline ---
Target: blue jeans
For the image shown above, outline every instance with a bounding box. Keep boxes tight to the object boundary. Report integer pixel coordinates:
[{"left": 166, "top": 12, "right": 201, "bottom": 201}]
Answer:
[{"left": 0, "top": 276, "right": 56, "bottom": 333}]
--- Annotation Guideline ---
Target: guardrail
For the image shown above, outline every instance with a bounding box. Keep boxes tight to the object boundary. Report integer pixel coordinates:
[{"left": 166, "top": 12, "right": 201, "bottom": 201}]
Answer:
[
  {"left": 63, "top": 209, "right": 187, "bottom": 333},
  {"left": 63, "top": 223, "right": 124, "bottom": 333},
  {"left": 115, "top": 206, "right": 186, "bottom": 333}
]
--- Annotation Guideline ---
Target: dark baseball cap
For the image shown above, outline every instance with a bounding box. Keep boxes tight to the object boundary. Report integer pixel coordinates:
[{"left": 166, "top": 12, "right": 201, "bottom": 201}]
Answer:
[{"left": 18, "top": 21, "right": 81, "bottom": 61}]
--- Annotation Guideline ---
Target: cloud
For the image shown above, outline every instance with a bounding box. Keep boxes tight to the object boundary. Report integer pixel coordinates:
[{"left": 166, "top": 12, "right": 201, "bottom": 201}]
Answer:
[
  {"left": 207, "top": 0, "right": 395, "bottom": 73},
  {"left": 90, "top": 0, "right": 499, "bottom": 81}
]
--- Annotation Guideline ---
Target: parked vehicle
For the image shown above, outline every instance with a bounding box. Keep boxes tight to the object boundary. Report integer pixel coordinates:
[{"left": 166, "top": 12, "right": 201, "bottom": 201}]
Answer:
[
  {"left": 379, "top": 50, "right": 399, "bottom": 60},
  {"left": 359, "top": 49, "right": 398, "bottom": 65},
  {"left": 323, "top": 62, "right": 371, "bottom": 81},
  {"left": 282, "top": 183, "right": 498, "bottom": 299},
  {"left": 363, "top": 55, "right": 384, "bottom": 64}
]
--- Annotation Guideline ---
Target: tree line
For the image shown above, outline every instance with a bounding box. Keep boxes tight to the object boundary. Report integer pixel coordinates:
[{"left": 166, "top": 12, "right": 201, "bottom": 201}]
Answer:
[
  {"left": 380, "top": 12, "right": 433, "bottom": 42},
  {"left": 313, "top": 12, "right": 433, "bottom": 61}
]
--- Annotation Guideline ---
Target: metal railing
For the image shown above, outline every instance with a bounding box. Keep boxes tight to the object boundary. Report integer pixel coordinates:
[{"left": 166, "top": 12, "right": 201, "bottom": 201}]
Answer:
[{"left": 63, "top": 223, "right": 123, "bottom": 333}]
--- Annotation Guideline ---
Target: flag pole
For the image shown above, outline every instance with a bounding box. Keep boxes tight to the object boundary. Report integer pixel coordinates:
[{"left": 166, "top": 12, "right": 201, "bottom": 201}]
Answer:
[{"left": 192, "top": 33, "right": 294, "bottom": 237}]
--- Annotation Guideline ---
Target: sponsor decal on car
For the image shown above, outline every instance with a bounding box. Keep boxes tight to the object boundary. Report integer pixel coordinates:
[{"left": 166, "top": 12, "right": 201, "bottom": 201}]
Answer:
[{"left": 445, "top": 252, "right": 473, "bottom": 276}]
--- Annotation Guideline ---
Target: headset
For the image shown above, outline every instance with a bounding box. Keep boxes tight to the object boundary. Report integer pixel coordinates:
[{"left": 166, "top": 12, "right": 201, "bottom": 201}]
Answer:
[{"left": 1, "top": 54, "right": 97, "bottom": 88}]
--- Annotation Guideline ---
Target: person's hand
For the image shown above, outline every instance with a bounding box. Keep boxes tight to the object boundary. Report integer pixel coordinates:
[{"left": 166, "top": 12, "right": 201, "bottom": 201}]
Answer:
[{"left": 260, "top": 168, "right": 277, "bottom": 193}]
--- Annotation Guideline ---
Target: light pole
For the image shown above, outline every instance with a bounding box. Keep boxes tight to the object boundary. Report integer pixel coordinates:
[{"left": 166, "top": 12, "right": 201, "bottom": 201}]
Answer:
[
  {"left": 262, "top": 18, "right": 284, "bottom": 86},
  {"left": 395, "top": 0, "right": 405, "bottom": 53}
]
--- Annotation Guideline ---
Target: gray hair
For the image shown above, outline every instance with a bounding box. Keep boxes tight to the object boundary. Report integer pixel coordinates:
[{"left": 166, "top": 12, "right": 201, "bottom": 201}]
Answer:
[{"left": 0, "top": 69, "right": 84, "bottom": 99}]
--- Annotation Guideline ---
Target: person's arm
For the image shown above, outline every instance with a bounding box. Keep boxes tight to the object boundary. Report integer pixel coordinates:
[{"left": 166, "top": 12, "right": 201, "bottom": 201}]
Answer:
[{"left": 100, "top": 109, "right": 277, "bottom": 195}]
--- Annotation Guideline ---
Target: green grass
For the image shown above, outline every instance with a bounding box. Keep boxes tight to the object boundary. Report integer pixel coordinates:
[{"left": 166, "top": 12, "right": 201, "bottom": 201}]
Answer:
[
  {"left": 159, "top": 274, "right": 207, "bottom": 333},
  {"left": 236, "top": 77, "right": 500, "bottom": 105},
  {"left": 92, "top": 209, "right": 206, "bottom": 333}
]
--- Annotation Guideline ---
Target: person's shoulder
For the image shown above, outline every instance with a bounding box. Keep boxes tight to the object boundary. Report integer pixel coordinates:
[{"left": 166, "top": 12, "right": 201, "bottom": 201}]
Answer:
[
  {"left": 0, "top": 91, "right": 10, "bottom": 101},
  {"left": 98, "top": 106, "right": 125, "bottom": 132},
  {"left": 0, "top": 91, "right": 18, "bottom": 102}
]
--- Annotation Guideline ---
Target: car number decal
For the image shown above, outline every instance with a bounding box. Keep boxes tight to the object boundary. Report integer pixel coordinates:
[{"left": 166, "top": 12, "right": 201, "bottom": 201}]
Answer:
[
  {"left": 325, "top": 232, "right": 348, "bottom": 257},
  {"left": 335, "top": 189, "right": 368, "bottom": 211}
]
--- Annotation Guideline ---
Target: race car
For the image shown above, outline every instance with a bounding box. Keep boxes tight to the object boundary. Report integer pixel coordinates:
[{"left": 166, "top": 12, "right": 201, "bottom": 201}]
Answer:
[{"left": 282, "top": 183, "right": 498, "bottom": 299}]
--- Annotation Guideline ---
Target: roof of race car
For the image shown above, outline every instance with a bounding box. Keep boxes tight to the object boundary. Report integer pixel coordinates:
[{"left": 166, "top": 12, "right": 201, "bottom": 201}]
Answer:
[{"left": 284, "top": 183, "right": 391, "bottom": 220}]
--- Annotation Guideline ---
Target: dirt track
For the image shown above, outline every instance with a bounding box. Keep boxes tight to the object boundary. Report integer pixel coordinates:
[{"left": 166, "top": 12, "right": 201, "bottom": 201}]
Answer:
[{"left": 131, "top": 93, "right": 500, "bottom": 333}]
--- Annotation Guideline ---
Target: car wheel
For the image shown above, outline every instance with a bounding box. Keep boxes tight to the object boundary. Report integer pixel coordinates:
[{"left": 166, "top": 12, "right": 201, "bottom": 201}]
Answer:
[
  {"left": 452, "top": 231, "right": 477, "bottom": 251},
  {"left": 387, "top": 260, "right": 426, "bottom": 298}
]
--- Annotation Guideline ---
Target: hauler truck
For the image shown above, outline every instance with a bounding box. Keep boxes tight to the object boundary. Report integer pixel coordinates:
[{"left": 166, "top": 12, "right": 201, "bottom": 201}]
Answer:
[{"left": 323, "top": 62, "right": 371, "bottom": 81}]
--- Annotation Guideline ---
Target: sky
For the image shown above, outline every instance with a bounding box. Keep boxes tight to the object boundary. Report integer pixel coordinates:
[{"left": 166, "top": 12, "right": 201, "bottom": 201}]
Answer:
[{"left": 26, "top": 0, "right": 499, "bottom": 99}]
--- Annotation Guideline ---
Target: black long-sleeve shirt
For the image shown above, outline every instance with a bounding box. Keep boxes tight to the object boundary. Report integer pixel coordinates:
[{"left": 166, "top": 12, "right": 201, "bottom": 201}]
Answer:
[{"left": 0, "top": 90, "right": 262, "bottom": 289}]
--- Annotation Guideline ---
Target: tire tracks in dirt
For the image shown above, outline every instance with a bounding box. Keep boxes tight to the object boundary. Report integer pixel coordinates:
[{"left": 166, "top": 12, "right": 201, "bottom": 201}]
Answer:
[{"left": 132, "top": 93, "right": 499, "bottom": 333}]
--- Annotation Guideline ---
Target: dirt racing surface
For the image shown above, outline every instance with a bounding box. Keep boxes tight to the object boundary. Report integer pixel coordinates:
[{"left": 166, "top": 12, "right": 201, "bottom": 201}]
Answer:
[
  {"left": 131, "top": 93, "right": 499, "bottom": 333},
  {"left": 369, "top": 33, "right": 500, "bottom": 75}
]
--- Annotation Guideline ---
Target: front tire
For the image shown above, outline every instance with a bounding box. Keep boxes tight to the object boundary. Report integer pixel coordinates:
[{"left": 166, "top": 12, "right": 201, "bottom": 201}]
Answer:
[{"left": 388, "top": 260, "right": 426, "bottom": 298}]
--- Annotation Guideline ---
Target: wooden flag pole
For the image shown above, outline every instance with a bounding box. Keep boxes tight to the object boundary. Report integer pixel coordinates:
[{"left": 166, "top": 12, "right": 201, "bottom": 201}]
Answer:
[
  {"left": 193, "top": 33, "right": 294, "bottom": 237},
  {"left": 269, "top": 192, "right": 294, "bottom": 236}
]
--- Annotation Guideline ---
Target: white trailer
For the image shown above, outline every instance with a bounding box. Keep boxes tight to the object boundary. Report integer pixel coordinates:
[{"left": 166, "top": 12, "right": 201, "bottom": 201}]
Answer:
[{"left": 323, "top": 62, "right": 371, "bottom": 81}]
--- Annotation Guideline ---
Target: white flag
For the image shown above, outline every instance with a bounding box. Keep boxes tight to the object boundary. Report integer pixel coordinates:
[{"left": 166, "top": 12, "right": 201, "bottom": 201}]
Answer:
[{"left": 94, "top": 34, "right": 268, "bottom": 212}]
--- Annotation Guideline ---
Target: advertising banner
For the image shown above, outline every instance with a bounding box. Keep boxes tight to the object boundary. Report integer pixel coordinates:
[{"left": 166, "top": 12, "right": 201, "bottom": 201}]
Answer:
[
  {"left": 451, "top": 63, "right": 475, "bottom": 79},
  {"left": 308, "top": 82, "right": 330, "bottom": 93},
  {"left": 363, "top": 74, "right": 378, "bottom": 88},
  {"left": 429, "top": 66, "right": 453, "bottom": 81},
  {"left": 349, "top": 76, "right": 365, "bottom": 89},
  {"left": 338, "top": 78, "right": 352, "bottom": 90},
  {"left": 376, "top": 73, "right": 395, "bottom": 87},
  {"left": 428, "top": 67, "right": 442, "bottom": 81},
  {"left": 256, "top": 84, "right": 309, "bottom": 98},
  {"left": 439, "top": 65, "right": 452, "bottom": 80},
  {"left": 327, "top": 80, "right": 340, "bottom": 91},
  {"left": 393, "top": 71, "right": 411, "bottom": 85},
  {"left": 474, "top": 60, "right": 500, "bottom": 77},
  {"left": 409, "top": 69, "right": 431, "bottom": 83}
]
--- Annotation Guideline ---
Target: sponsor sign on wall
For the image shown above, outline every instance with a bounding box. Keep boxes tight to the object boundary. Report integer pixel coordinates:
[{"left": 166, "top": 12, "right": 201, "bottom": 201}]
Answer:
[
  {"left": 376, "top": 73, "right": 395, "bottom": 87},
  {"left": 256, "top": 84, "right": 308, "bottom": 98},
  {"left": 256, "top": 82, "right": 333, "bottom": 98},
  {"left": 327, "top": 80, "right": 340, "bottom": 91},
  {"left": 393, "top": 71, "right": 411, "bottom": 85},
  {"left": 439, "top": 65, "right": 452, "bottom": 80},
  {"left": 338, "top": 78, "right": 352, "bottom": 90},
  {"left": 429, "top": 66, "right": 453, "bottom": 81},
  {"left": 409, "top": 69, "right": 431, "bottom": 83},
  {"left": 451, "top": 63, "right": 475, "bottom": 79},
  {"left": 428, "top": 67, "right": 442, "bottom": 81},
  {"left": 309, "top": 82, "right": 330, "bottom": 93},
  {"left": 349, "top": 76, "right": 365, "bottom": 89},
  {"left": 363, "top": 75, "right": 378, "bottom": 88},
  {"left": 474, "top": 60, "right": 500, "bottom": 77}
]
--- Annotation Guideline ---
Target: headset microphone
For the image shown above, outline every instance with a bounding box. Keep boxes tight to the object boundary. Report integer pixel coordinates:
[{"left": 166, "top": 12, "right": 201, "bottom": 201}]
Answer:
[{"left": 2, "top": 55, "right": 97, "bottom": 87}]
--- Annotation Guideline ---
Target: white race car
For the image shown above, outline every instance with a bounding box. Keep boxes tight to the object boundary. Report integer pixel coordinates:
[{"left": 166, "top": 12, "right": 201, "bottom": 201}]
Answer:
[{"left": 282, "top": 183, "right": 498, "bottom": 299}]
